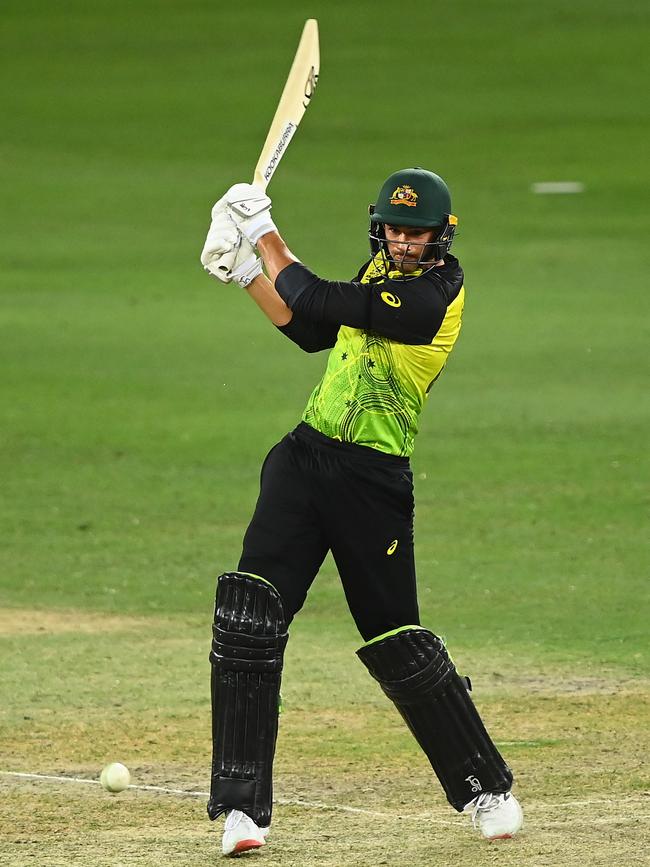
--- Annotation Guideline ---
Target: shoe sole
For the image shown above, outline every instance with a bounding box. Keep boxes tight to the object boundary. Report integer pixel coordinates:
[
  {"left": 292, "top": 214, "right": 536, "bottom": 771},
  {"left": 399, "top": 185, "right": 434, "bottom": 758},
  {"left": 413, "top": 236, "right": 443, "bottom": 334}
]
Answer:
[{"left": 225, "top": 838, "right": 265, "bottom": 857}]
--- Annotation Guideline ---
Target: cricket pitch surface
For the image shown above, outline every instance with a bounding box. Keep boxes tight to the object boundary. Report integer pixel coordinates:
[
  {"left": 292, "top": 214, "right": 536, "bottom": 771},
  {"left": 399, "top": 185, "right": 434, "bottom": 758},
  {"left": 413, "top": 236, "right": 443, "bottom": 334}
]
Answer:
[{"left": 1, "top": 609, "right": 648, "bottom": 866}]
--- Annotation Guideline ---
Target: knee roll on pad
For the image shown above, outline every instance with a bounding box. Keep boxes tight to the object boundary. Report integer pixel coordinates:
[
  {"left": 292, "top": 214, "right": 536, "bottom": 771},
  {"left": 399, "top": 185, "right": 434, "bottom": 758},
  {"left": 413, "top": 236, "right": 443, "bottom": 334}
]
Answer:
[
  {"left": 208, "top": 572, "right": 288, "bottom": 827},
  {"left": 357, "top": 628, "right": 513, "bottom": 811}
]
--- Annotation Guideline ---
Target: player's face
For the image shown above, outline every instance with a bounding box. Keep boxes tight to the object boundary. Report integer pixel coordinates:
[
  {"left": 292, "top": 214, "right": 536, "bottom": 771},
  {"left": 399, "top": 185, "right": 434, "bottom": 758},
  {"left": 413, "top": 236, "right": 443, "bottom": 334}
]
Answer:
[{"left": 384, "top": 224, "right": 439, "bottom": 273}]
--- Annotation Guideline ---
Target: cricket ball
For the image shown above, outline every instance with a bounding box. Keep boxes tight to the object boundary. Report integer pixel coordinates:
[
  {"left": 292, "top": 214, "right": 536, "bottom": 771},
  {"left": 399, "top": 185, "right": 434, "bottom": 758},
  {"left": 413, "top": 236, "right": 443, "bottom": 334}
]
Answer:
[{"left": 100, "top": 762, "right": 131, "bottom": 793}]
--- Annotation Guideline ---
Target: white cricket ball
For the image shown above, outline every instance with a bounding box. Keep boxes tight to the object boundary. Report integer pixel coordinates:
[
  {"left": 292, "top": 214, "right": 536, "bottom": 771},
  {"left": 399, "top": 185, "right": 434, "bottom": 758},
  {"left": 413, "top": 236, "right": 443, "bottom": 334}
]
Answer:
[{"left": 100, "top": 762, "right": 131, "bottom": 793}]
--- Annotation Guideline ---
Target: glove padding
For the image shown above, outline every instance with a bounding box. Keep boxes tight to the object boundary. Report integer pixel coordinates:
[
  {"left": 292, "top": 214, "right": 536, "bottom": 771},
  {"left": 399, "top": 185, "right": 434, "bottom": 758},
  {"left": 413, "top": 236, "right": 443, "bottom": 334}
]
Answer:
[
  {"left": 230, "top": 247, "right": 263, "bottom": 288},
  {"left": 200, "top": 210, "right": 262, "bottom": 287},
  {"left": 216, "top": 182, "right": 277, "bottom": 245}
]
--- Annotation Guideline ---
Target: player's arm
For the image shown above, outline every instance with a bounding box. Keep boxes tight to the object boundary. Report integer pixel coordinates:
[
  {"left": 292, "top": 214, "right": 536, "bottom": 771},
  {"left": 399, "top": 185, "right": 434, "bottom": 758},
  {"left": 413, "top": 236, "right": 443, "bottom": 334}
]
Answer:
[
  {"left": 210, "top": 185, "right": 359, "bottom": 345},
  {"left": 254, "top": 233, "right": 453, "bottom": 345},
  {"left": 245, "top": 272, "right": 292, "bottom": 326},
  {"left": 199, "top": 193, "right": 335, "bottom": 352},
  {"left": 271, "top": 258, "right": 450, "bottom": 345},
  {"left": 246, "top": 272, "right": 338, "bottom": 352},
  {"left": 256, "top": 231, "right": 300, "bottom": 282}
]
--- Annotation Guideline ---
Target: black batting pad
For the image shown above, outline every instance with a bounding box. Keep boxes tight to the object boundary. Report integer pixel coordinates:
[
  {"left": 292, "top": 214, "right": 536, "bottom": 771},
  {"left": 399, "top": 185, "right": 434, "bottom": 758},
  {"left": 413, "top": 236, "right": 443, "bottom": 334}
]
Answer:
[
  {"left": 207, "top": 572, "right": 288, "bottom": 827},
  {"left": 357, "top": 628, "right": 513, "bottom": 811}
]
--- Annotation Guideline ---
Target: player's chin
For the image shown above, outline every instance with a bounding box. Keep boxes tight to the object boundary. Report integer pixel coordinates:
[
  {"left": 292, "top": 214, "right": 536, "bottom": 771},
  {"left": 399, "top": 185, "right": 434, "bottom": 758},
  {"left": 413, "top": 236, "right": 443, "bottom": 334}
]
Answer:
[{"left": 395, "top": 260, "right": 420, "bottom": 274}]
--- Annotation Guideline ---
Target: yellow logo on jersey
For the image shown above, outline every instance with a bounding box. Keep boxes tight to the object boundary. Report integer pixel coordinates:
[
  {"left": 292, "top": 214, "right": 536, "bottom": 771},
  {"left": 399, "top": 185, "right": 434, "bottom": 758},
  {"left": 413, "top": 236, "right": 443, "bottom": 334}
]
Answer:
[
  {"left": 381, "top": 291, "right": 401, "bottom": 308},
  {"left": 387, "top": 539, "right": 398, "bottom": 555},
  {"left": 390, "top": 185, "right": 418, "bottom": 207}
]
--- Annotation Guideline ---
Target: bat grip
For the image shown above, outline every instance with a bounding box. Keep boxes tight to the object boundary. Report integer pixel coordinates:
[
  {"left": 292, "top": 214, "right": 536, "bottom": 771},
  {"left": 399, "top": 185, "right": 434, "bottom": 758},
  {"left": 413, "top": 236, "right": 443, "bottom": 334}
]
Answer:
[{"left": 251, "top": 173, "right": 268, "bottom": 192}]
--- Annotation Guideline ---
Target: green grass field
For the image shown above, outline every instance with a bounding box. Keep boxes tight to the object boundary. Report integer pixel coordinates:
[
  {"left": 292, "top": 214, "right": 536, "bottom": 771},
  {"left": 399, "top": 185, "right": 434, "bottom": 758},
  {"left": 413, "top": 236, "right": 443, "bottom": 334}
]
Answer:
[{"left": 1, "top": 1, "right": 649, "bottom": 864}]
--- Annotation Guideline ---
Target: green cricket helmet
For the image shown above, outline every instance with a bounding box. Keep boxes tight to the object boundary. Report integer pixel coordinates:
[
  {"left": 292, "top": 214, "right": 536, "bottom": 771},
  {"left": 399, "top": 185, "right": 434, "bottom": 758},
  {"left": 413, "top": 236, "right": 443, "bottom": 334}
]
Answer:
[{"left": 369, "top": 167, "right": 458, "bottom": 275}]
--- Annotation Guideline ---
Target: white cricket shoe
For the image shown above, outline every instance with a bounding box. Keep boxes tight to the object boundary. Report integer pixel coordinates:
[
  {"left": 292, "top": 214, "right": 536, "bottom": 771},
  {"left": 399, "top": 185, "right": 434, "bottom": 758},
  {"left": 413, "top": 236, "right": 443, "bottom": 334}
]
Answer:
[
  {"left": 464, "top": 791, "right": 523, "bottom": 840},
  {"left": 221, "top": 809, "right": 270, "bottom": 857}
]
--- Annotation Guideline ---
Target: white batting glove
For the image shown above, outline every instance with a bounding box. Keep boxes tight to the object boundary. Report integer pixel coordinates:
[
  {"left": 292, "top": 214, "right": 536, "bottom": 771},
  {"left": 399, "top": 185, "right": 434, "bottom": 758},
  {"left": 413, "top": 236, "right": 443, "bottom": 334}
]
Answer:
[
  {"left": 225, "top": 183, "right": 277, "bottom": 245},
  {"left": 200, "top": 210, "right": 262, "bottom": 287},
  {"left": 200, "top": 210, "right": 239, "bottom": 277},
  {"left": 230, "top": 248, "right": 263, "bottom": 288}
]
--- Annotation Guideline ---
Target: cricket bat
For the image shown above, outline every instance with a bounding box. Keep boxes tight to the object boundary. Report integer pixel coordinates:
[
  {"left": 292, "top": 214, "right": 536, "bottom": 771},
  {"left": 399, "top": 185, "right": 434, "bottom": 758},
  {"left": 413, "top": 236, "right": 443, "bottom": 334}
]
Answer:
[{"left": 252, "top": 19, "right": 320, "bottom": 190}]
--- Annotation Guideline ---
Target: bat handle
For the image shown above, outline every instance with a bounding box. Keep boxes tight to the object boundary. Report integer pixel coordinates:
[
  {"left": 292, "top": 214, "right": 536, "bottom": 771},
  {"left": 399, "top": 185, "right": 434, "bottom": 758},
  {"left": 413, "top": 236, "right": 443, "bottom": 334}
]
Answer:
[{"left": 251, "top": 171, "right": 268, "bottom": 192}]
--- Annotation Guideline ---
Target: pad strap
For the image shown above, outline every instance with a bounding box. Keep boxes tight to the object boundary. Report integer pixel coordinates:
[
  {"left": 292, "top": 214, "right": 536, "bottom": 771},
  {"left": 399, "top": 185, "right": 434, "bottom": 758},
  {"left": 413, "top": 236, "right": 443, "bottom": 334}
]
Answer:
[
  {"left": 357, "top": 628, "right": 512, "bottom": 811},
  {"left": 207, "top": 572, "right": 288, "bottom": 827}
]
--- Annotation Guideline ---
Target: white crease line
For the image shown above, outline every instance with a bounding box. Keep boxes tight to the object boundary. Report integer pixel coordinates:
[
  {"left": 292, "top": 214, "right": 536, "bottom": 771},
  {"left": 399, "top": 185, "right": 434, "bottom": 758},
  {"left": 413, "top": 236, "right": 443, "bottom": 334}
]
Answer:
[
  {"left": 128, "top": 782, "right": 210, "bottom": 796},
  {"left": 0, "top": 773, "right": 459, "bottom": 827},
  {"left": 2, "top": 772, "right": 101, "bottom": 788},
  {"left": 275, "top": 797, "right": 459, "bottom": 826},
  {"left": 0, "top": 772, "right": 208, "bottom": 798},
  {"left": 1, "top": 771, "right": 648, "bottom": 826}
]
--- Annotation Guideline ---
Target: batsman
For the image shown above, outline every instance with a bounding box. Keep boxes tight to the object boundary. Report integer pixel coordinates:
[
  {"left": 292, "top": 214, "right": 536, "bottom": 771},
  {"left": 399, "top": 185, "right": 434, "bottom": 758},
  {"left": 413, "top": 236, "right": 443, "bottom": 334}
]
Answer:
[{"left": 200, "top": 167, "right": 524, "bottom": 856}]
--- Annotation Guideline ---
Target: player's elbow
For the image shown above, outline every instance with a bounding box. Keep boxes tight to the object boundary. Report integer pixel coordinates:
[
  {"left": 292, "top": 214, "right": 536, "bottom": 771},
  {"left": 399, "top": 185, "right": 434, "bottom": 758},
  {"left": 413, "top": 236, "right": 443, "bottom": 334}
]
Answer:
[{"left": 297, "top": 339, "right": 332, "bottom": 353}]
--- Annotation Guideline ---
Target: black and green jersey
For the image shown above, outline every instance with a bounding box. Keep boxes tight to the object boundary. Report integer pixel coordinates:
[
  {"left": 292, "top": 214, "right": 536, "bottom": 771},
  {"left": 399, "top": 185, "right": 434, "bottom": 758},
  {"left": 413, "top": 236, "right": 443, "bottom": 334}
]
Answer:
[{"left": 276, "top": 254, "right": 465, "bottom": 457}]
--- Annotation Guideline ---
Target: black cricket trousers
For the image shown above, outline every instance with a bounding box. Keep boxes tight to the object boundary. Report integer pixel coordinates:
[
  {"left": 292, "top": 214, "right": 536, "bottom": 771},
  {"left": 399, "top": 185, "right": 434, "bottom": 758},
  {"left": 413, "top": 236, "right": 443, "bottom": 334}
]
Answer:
[{"left": 238, "top": 422, "right": 420, "bottom": 641}]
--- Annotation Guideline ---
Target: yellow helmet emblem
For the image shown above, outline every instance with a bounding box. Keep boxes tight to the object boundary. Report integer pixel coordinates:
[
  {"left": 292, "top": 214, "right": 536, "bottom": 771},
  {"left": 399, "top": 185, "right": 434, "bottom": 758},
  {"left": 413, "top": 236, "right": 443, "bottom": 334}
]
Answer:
[
  {"left": 389, "top": 185, "right": 418, "bottom": 207},
  {"left": 387, "top": 539, "right": 398, "bottom": 556}
]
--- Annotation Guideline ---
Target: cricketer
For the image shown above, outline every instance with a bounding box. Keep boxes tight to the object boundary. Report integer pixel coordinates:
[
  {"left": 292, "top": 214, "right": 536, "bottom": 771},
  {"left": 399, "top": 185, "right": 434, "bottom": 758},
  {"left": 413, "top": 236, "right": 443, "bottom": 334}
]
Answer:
[{"left": 200, "top": 167, "right": 524, "bottom": 856}]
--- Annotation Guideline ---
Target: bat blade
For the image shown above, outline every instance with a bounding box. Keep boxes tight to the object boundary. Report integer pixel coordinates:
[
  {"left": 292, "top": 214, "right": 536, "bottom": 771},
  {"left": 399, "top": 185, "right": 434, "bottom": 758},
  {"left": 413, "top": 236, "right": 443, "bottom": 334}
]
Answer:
[{"left": 252, "top": 19, "right": 320, "bottom": 191}]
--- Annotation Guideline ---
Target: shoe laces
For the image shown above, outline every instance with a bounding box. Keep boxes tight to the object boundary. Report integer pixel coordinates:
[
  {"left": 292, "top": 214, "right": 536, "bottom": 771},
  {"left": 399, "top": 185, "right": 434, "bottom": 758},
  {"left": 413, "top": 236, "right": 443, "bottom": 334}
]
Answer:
[
  {"left": 469, "top": 792, "right": 504, "bottom": 827},
  {"left": 224, "top": 809, "right": 245, "bottom": 831}
]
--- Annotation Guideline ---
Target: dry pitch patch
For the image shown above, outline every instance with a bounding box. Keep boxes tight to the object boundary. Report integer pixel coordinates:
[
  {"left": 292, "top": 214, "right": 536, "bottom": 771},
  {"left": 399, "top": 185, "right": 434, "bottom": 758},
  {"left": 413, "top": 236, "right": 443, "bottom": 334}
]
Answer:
[
  {"left": 1, "top": 783, "right": 648, "bottom": 867},
  {"left": 0, "top": 608, "right": 156, "bottom": 636},
  {"left": 1, "top": 608, "right": 648, "bottom": 866}
]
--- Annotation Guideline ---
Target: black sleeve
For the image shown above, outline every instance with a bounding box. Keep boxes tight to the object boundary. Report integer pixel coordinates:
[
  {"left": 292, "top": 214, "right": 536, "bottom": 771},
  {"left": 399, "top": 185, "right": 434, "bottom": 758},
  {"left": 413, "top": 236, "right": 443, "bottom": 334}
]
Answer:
[
  {"left": 275, "top": 262, "right": 449, "bottom": 345},
  {"left": 276, "top": 312, "right": 338, "bottom": 353}
]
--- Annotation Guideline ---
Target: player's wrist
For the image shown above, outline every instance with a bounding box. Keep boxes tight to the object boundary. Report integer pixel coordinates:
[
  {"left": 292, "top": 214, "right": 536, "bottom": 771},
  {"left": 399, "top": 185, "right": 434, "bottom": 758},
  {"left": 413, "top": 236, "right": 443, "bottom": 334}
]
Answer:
[
  {"left": 244, "top": 213, "right": 277, "bottom": 246},
  {"left": 255, "top": 228, "right": 282, "bottom": 252}
]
